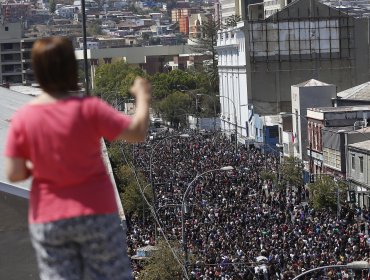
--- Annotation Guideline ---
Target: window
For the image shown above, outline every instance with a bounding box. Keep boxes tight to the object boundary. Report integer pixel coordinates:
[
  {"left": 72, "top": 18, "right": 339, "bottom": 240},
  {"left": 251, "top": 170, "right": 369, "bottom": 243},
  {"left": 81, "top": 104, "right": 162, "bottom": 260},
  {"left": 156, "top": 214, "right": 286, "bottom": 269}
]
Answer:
[
  {"left": 360, "top": 157, "right": 364, "bottom": 173},
  {"left": 352, "top": 154, "right": 355, "bottom": 170},
  {"left": 5, "top": 26, "right": 8, "bottom": 31},
  {"left": 323, "top": 147, "right": 341, "bottom": 169}
]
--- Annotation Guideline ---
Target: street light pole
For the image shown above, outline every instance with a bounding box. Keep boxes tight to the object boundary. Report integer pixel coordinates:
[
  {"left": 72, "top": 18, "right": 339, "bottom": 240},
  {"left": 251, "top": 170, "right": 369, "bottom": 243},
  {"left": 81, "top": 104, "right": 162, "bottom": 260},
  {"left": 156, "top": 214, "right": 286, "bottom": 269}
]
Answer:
[
  {"left": 217, "top": 95, "right": 237, "bottom": 154},
  {"left": 292, "top": 261, "right": 370, "bottom": 280},
  {"left": 181, "top": 166, "right": 234, "bottom": 277}
]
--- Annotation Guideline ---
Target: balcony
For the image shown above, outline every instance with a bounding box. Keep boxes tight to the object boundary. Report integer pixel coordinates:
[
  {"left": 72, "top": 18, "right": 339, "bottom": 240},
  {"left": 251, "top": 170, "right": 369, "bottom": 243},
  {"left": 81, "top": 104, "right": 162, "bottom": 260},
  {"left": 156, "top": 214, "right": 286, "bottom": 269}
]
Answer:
[
  {"left": 1, "top": 60, "right": 21, "bottom": 65},
  {"left": 22, "top": 68, "right": 33, "bottom": 74},
  {"left": 2, "top": 68, "right": 22, "bottom": 76},
  {"left": 1, "top": 48, "right": 21, "bottom": 54}
]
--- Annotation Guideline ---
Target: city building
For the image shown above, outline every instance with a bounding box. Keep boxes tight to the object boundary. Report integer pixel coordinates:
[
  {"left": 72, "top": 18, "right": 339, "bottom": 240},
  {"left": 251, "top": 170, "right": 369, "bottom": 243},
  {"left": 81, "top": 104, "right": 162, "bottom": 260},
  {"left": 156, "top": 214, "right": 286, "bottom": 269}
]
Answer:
[
  {"left": 220, "top": 0, "right": 241, "bottom": 21},
  {"left": 290, "top": 79, "right": 336, "bottom": 160},
  {"left": 217, "top": 0, "right": 370, "bottom": 142},
  {"left": 179, "top": 16, "right": 190, "bottom": 34},
  {"left": 306, "top": 106, "right": 370, "bottom": 177},
  {"left": 0, "top": 21, "right": 36, "bottom": 85},
  {"left": 171, "top": 8, "right": 195, "bottom": 23},
  {"left": 220, "top": 0, "right": 260, "bottom": 22},
  {"left": 189, "top": 13, "right": 210, "bottom": 40},
  {"left": 263, "top": 0, "right": 291, "bottom": 18},
  {"left": 1, "top": 1, "right": 31, "bottom": 23},
  {"left": 334, "top": 81, "right": 370, "bottom": 107},
  {"left": 347, "top": 139, "right": 370, "bottom": 208},
  {"left": 168, "top": 53, "right": 212, "bottom": 71},
  {"left": 248, "top": 2, "right": 265, "bottom": 20}
]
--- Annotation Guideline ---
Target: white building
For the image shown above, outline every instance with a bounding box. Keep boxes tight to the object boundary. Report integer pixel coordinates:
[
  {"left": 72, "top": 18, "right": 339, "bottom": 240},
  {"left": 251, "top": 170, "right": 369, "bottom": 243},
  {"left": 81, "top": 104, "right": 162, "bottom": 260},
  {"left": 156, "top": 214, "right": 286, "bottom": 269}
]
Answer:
[
  {"left": 217, "top": 22, "right": 253, "bottom": 142},
  {"left": 216, "top": 0, "right": 370, "bottom": 145},
  {"left": 291, "top": 79, "right": 336, "bottom": 160},
  {"left": 263, "top": 0, "right": 291, "bottom": 18}
]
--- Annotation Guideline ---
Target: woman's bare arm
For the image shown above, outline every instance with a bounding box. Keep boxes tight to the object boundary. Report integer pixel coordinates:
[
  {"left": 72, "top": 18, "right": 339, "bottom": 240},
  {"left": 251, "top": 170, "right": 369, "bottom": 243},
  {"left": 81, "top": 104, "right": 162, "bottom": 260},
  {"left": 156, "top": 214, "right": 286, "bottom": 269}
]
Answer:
[
  {"left": 117, "top": 77, "right": 151, "bottom": 143},
  {"left": 5, "top": 157, "right": 32, "bottom": 182}
]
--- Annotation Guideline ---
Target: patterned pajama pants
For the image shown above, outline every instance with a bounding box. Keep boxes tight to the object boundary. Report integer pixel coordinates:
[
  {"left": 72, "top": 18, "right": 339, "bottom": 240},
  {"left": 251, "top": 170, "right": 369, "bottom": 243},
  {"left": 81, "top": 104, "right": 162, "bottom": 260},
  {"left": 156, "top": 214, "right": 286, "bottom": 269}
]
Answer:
[{"left": 29, "top": 214, "right": 132, "bottom": 280}]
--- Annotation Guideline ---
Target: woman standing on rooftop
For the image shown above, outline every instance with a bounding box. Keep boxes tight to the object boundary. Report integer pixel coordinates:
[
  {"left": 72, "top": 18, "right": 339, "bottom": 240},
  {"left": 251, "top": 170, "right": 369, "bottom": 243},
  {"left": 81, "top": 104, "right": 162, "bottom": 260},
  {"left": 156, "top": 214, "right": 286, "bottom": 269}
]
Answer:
[{"left": 4, "top": 37, "right": 151, "bottom": 280}]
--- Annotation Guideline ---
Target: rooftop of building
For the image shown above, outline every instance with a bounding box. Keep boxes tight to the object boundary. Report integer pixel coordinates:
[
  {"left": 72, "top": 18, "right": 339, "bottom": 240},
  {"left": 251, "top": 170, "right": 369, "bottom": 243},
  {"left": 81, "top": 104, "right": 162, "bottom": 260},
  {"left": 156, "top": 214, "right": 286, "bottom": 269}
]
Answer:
[
  {"left": 307, "top": 105, "right": 370, "bottom": 113},
  {"left": 9, "top": 85, "right": 43, "bottom": 96},
  {"left": 0, "top": 86, "right": 33, "bottom": 189},
  {"left": 322, "top": 126, "right": 370, "bottom": 133},
  {"left": 348, "top": 139, "right": 370, "bottom": 151},
  {"left": 337, "top": 81, "right": 370, "bottom": 100},
  {"left": 294, "top": 79, "right": 333, "bottom": 87}
]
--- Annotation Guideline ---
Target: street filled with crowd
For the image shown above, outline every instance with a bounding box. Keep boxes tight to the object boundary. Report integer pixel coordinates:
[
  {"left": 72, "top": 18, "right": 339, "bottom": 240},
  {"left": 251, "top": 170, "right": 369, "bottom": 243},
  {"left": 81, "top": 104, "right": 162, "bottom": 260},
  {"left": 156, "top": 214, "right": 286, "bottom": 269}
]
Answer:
[{"left": 126, "top": 131, "right": 370, "bottom": 279}]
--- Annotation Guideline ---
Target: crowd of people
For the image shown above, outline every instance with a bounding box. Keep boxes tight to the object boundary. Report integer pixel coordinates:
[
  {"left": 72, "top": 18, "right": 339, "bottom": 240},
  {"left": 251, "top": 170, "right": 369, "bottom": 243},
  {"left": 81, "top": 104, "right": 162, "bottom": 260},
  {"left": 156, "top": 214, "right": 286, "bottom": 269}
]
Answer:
[{"left": 126, "top": 131, "right": 370, "bottom": 279}]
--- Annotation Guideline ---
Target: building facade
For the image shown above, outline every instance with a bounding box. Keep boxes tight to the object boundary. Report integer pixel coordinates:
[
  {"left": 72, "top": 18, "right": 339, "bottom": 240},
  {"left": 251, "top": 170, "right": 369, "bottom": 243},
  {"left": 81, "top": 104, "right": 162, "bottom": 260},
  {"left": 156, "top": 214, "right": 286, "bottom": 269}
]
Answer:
[
  {"left": 307, "top": 107, "right": 370, "bottom": 177},
  {"left": 189, "top": 13, "right": 210, "bottom": 40},
  {"left": 348, "top": 140, "right": 370, "bottom": 209},
  {"left": 291, "top": 79, "right": 336, "bottom": 160},
  {"left": 217, "top": 0, "right": 370, "bottom": 142},
  {"left": 0, "top": 21, "right": 36, "bottom": 85},
  {"left": 263, "top": 0, "right": 291, "bottom": 18}
]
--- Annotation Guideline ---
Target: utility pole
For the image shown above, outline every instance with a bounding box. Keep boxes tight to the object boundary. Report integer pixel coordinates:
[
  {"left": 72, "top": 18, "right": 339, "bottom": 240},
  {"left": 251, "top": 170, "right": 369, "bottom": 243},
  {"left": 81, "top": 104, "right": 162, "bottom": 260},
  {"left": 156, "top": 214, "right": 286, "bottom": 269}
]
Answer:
[
  {"left": 195, "top": 94, "right": 199, "bottom": 131},
  {"left": 335, "top": 178, "right": 340, "bottom": 220},
  {"left": 81, "top": 0, "right": 89, "bottom": 95}
]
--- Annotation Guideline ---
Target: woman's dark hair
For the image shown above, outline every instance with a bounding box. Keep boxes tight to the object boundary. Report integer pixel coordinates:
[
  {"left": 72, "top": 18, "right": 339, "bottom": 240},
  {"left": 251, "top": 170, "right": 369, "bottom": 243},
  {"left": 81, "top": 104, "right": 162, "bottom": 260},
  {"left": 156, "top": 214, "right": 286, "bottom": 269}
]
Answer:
[{"left": 32, "top": 37, "right": 79, "bottom": 96}]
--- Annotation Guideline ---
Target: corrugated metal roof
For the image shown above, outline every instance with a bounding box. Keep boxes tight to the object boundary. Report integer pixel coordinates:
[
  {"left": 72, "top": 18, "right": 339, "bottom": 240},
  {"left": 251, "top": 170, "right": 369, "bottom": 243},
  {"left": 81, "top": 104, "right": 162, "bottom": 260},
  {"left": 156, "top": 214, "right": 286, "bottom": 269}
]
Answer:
[
  {"left": 337, "top": 81, "right": 370, "bottom": 100},
  {"left": 349, "top": 139, "right": 370, "bottom": 151},
  {"left": 308, "top": 105, "right": 370, "bottom": 112}
]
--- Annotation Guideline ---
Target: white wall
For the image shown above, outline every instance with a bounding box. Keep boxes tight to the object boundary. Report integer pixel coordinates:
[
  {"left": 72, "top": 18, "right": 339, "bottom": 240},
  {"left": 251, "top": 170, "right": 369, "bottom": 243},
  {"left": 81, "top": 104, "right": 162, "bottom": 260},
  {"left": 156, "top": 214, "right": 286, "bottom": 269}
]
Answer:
[{"left": 217, "top": 22, "right": 251, "bottom": 142}]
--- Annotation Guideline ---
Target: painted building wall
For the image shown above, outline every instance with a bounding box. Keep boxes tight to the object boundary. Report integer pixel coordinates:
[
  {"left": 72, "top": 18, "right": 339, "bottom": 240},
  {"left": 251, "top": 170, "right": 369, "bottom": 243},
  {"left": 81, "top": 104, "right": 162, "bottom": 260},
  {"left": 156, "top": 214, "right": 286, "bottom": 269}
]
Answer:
[
  {"left": 291, "top": 82, "right": 336, "bottom": 160},
  {"left": 217, "top": 0, "right": 370, "bottom": 141}
]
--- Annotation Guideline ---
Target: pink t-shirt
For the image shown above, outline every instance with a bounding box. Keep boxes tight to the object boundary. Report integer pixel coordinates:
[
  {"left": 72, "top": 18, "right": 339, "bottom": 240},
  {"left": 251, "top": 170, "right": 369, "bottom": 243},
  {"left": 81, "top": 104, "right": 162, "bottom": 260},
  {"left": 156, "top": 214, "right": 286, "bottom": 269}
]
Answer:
[{"left": 5, "top": 96, "right": 132, "bottom": 224}]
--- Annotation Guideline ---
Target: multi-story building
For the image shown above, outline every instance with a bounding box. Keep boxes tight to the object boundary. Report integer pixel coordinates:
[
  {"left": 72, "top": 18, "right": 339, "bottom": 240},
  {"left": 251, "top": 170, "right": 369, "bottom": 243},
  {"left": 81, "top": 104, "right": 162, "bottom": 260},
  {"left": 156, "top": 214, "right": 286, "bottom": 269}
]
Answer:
[
  {"left": 1, "top": 1, "right": 31, "bottom": 23},
  {"left": 263, "top": 0, "right": 291, "bottom": 18},
  {"left": 189, "top": 13, "right": 210, "bottom": 40},
  {"left": 306, "top": 106, "right": 370, "bottom": 176},
  {"left": 220, "top": 0, "right": 261, "bottom": 22},
  {"left": 0, "top": 21, "right": 36, "bottom": 85},
  {"left": 290, "top": 79, "right": 336, "bottom": 160},
  {"left": 171, "top": 8, "right": 195, "bottom": 23},
  {"left": 347, "top": 139, "right": 370, "bottom": 208},
  {"left": 179, "top": 16, "right": 190, "bottom": 34},
  {"left": 334, "top": 81, "right": 370, "bottom": 107},
  {"left": 217, "top": 0, "right": 370, "bottom": 142},
  {"left": 220, "top": 0, "right": 241, "bottom": 21}
]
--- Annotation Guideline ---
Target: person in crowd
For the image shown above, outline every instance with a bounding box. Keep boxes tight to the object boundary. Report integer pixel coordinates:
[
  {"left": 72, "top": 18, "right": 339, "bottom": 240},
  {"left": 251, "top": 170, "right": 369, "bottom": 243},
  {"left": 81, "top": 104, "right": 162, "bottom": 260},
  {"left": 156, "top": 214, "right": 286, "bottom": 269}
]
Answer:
[{"left": 4, "top": 36, "right": 151, "bottom": 280}]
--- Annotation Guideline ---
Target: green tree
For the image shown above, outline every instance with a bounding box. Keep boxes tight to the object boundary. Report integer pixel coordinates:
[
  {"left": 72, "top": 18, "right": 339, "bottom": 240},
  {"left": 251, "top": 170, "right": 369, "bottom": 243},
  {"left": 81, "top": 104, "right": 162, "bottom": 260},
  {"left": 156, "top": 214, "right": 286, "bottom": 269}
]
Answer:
[
  {"left": 150, "top": 69, "right": 198, "bottom": 100},
  {"left": 107, "top": 141, "right": 125, "bottom": 166},
  {"left": 190, "top": 18, "right": 220, "bottom": 91},
  {"left": 49, "top": 0, "right": 56, "bottom": 13},
  {"left": 279, "top": 156, "right": 303, "bottom": 187},
  {"left": 158, "top": 91, "right": 192, "bottom": 128},
  {"left": 260, "top": 170, "right": 276, "bottom": 182},
  {"left": 115, "top": 164, "right": 153, "bottom": 215},
  {"left": 94, "top": 61, "right": 145, "bottom": 100},
  {"left": 224, "top": 14, "right": 242, "bottom": 27},
  {"left": 87, "top": 21, "right": 103, "bottom": 36},
  {"left": 138, "top": 240, "right": 183, "bottom": 280},
  {"left": 309, "top": 176, "right": 347, "bottom": 211}
]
